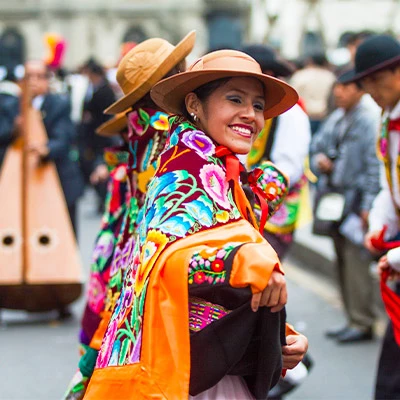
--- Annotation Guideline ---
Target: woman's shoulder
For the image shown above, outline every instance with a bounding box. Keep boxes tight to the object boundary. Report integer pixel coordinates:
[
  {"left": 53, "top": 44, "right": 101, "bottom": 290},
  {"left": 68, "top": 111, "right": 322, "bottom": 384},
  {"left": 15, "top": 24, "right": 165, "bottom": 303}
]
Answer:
[{"left": 158, "top": 117, "right": 222, "bottom": 173}]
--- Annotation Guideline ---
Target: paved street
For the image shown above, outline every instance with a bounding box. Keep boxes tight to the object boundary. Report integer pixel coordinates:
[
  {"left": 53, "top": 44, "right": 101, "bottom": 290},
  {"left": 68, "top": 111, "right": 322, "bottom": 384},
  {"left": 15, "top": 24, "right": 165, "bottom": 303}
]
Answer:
[{"left": 1, "top": 190, "right": 384, "bottom": 400}]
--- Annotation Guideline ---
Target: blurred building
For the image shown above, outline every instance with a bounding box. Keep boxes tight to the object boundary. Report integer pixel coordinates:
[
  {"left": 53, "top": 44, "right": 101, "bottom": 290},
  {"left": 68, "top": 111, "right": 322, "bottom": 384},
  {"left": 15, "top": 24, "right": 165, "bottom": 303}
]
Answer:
[
  {"left": 0, "top": 0, "right": 249, "bottom": 69},
  {"left": 1, "top": 0, "right": 400, "bottom": 69}
]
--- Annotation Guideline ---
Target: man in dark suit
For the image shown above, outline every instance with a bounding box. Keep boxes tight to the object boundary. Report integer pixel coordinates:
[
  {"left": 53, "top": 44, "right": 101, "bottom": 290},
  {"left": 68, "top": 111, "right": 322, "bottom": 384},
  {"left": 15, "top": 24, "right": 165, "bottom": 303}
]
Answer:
[
  {"left": 25, "top": 60, "right": 84, "bottom": 236},
  {"left": 78, "top": 59, "right": 117, "bottom": 213},
  {"left": 0, "top": 66, "right": 21, "bottom": 168}
]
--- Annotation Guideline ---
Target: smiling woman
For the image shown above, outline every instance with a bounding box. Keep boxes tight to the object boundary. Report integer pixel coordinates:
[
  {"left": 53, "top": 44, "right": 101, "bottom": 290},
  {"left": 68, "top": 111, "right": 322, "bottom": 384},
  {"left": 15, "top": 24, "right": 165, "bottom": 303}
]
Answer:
[{"left": 83, "top": 50, "right": 307, "bottom": 400}]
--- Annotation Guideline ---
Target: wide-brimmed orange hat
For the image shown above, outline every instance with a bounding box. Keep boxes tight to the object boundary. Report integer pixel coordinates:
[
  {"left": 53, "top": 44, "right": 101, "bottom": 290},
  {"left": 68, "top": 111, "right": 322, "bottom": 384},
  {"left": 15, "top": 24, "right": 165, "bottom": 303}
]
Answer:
[
  {"left": 96, "top": 112, "right": 128, "bottom": 136},
  {"left": 105, "top": 31, "right": 196, "bottom": 115},
  {"left": 150, "top": 49, "right": 298, "bottom": 120}
]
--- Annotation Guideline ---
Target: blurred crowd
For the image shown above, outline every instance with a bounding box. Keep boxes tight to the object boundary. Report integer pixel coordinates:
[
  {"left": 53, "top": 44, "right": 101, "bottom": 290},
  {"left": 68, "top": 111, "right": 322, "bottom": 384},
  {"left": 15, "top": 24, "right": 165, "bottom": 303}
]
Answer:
[{"left": 2, "top": 27, "right": 400, "bottom": 399}]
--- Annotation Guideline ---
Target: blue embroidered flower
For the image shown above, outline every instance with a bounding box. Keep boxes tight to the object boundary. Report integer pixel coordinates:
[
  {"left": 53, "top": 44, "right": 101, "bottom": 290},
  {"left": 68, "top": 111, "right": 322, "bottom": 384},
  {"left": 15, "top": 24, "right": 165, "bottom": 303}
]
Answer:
[
  {"left": 184, "top": 196, "right": 214, "bottom": 227},
  {"left": 108, "top": 339, "right": 121, "bottom": 366},
  {"left": 158, "top": 214, "right": 195, "bottom": 237}
]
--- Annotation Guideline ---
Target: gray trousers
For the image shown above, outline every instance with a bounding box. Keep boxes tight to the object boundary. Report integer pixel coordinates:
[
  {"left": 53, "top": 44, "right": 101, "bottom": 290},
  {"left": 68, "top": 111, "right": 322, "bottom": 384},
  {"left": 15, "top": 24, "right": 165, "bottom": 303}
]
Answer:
[{"left": 332, "top": 232, "right": 375, "bottom": 330}]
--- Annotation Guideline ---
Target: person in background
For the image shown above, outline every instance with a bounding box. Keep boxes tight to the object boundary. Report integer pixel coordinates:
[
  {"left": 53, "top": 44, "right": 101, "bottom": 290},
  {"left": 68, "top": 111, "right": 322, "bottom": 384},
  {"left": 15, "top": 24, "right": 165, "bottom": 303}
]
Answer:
[
  {"left": 22, "top": 60, "right": 85, "bottom": 238},
  {"left": 0, "top": 65, "right": 21, "bottom": 169},
  {"left": 310, "top": 70, "right": 380, "bottom": 344},
  {"left": 78, "top": 58, "right": 118, "bottom": 214},
  {"left": 290, "top": 52, "right": 336, "bottom": 134},
  {"left": 356, "top": 34, "right": 400, "bottom": 400}
]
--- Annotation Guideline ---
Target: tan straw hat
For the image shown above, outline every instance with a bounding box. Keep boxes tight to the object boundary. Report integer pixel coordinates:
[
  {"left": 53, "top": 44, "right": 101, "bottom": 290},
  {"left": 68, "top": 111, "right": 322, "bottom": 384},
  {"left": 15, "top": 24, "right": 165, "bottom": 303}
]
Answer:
[
  {"left": 96, "top": 112, "right": 128, "bottom": 136},
  {"left": 150, "top": 49, "right": 298, "bottom": 120},
  {"left": 105, "top": 31, "right": 196, "bottom": 115}
]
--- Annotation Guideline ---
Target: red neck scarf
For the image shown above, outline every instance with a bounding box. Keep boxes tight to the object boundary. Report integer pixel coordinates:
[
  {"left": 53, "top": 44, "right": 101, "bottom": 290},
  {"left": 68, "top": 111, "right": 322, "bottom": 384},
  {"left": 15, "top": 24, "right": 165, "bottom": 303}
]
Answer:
[
  {"left": 381, "top": 269, "right": 400, "bottom": 347},
  {"left": 215, "top": 145, "right": 269, "bottom": 233},
  {"left": 388, "top": 117, "right": 400, "bottom": 132}
]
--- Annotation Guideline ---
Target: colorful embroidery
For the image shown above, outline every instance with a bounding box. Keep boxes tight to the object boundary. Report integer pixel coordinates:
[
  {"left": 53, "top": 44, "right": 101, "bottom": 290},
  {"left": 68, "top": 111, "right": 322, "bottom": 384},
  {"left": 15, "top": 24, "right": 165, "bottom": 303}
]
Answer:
[
  {"left": 182, "top": 130, "right": 216, "bottom": 160},
  {"left": 188, "top": 243, "right": 238, "bottom": 285},
  {"left": 84, "top": 148, "right": 129, "bottom": 318},
  {"left": 255, "top": 161, "right": 288, "bottom": 219},
  {"left": 96, "top": 116, "right": 288, "bottom": 368},
  {"left": 188, "top": 297, "right": 231, "bottom": 332},
  {"left": 377, "top": 116, "right": 400, "bottom": 217},
  {"left": 265, "top": 175, "right": 306, "bottom": 234}
]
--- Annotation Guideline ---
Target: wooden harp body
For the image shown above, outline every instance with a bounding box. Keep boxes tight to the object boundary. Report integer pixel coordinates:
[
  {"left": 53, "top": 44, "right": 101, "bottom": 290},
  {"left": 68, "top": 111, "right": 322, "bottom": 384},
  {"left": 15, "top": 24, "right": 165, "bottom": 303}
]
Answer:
[{"left": 0, "top": 85, "right": 82, "bottom": 311}]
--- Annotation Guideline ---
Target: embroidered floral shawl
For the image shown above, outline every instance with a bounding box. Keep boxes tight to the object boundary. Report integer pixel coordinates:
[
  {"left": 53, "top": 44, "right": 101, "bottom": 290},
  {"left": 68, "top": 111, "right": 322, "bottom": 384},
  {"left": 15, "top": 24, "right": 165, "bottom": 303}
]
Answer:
[{"left": 84, "top": 116, "right": 289, "bottom": 400}]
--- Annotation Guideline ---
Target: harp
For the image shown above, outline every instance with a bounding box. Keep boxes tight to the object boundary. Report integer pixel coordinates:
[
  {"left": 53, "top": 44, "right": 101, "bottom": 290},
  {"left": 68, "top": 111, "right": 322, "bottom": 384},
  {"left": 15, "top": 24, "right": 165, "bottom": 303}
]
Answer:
[{"left": 0, "top": 80, "right": 82, "bottom": 311}]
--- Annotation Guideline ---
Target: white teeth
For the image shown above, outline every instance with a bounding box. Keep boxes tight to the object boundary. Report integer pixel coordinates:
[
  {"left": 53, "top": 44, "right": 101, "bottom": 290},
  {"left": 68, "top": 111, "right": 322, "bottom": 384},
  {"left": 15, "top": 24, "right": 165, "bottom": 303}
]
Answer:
[{"left": 231, "top": 126, "right": 251, "bottom": 135}]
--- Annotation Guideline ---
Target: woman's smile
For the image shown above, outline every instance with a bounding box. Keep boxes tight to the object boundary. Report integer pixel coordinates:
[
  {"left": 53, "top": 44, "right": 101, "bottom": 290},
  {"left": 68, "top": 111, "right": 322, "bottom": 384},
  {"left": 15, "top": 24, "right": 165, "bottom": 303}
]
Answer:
[{"left": 229, "top": 123, "right": 255, "bottom": 139}]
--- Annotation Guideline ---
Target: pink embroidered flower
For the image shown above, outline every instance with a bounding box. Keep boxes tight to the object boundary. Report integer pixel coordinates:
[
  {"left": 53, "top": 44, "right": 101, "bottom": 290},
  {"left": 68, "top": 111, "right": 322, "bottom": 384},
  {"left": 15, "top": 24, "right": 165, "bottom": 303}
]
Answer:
[
  {"left": 381, "top": 138, "right": 388, "bottom": 158},
  {"left": 127, "top": 110, "right": 146, "bottom": 137},
  {"left": 87, "top": 272, "right": 106, "bottom": 314},
  {"left": 269, "top": 203, "right": 289, "bottom": 225},
  {"left": 96, "top": 319, "right": 118, "bottom": 368},
  {"left": 199, "top": 164, "right": 230, "bottom": 208}
]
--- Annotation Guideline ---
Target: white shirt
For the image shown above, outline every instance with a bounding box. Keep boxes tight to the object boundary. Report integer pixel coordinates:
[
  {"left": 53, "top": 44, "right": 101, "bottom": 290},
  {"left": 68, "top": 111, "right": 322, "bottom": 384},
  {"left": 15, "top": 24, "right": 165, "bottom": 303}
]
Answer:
[
  {"left": 32, "top": 94, "right": 45, "bottom": 111},
  {"left": 269, "top": 103, "right": 311, "bottom": 186},
  {"left": 369, "top": 99, "right": 400, "bottom": 271}
]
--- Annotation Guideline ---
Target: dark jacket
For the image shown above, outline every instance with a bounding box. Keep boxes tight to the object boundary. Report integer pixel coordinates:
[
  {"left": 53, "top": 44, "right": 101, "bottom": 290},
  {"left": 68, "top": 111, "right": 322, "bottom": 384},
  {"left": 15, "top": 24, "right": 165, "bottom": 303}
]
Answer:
[
  {"left": 78, "top": 80, "right": 117, "bottom": 170},
  {"left": 0, "top": 83, "right": 20, "bottom": 167},
  {"left": 41, "top": 93, "right": 84, "bottom": 206}
]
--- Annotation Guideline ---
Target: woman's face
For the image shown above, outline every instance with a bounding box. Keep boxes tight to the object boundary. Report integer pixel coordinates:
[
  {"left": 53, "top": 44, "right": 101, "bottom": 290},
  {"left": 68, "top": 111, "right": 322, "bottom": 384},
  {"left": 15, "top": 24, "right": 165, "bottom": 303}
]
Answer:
[{"left": 188, "top": 77, "right": 266, "bottom": 154}]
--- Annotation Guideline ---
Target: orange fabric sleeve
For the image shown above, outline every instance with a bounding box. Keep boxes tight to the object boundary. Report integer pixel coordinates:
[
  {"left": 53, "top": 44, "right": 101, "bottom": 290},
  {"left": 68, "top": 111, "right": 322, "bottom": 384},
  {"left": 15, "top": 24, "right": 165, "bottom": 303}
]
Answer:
[
  {"left": 285, "top": 322, "right": 299, "bottom": 337},
  {"left": 229, "top": 242, "right": 283, "bottom": 294}
]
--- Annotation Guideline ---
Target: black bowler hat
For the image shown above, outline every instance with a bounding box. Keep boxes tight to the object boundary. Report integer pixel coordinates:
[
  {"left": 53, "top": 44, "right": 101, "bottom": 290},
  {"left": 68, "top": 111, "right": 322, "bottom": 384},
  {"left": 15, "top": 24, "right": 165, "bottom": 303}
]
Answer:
[
  {"left": 352, "top": 34, "right": 400, "bottom": 81},
  {"left": 337, "top": 69, "right": 357, "bottom": 85},
  {"left": 241, "top": 44, "right": 295, "bottom": 77}
]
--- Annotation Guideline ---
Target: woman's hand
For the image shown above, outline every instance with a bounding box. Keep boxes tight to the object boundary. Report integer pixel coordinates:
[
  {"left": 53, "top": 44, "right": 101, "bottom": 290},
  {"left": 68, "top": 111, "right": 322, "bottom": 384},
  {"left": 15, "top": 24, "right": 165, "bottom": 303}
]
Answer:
[
  {"left": 251, "top": 271, "right": 287, "bottom": 313},
  {"left": 378, "top": 255, "right": 400, "bottom": 280},
  {"left": 364, "top": 230, "right": 383, "bottom": 255},
  {"left": 282, "top": 334, "right": 308, "bottom": 370}
]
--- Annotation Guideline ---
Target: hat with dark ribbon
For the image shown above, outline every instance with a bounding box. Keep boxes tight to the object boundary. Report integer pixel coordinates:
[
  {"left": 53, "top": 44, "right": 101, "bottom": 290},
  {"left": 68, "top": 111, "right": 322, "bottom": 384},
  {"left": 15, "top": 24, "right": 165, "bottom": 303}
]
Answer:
[{"left": 349, "top": 34, "right": 400, "bottom": 81}]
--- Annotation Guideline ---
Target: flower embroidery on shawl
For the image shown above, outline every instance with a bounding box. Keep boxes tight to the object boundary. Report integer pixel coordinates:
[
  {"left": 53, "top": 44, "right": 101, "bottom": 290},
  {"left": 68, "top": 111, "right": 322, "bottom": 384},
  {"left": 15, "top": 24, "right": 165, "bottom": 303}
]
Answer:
[
  {"left": 380, "top": 137, "right": 388, "bottom": 158},
  {"left": 181, "top": 130, "right": 216, "bottom": 160},
  {"left": 96, "top": 319, "right": 118, "bottom": 368},
  {"left": 128, "top": 110, "right": 147, "bottom": 137},
  {"left": 268, "top": 202, "right": 289, "bottom": 225},
  {"left": 188, "top": 243, "right": 238, "bottom": 285},
  {"left": 135, "top": 229, "right": 169, "bottom": 295},
  {"left": 183, "top": 196, "right": 214, "bottom": 227},
  {"left": 150, "top": 111, "right": 169, "bottom": 131},
  {"left": 87, "top": 272, "right": 107, "bottom": 314},
  {"left": 199, "top": 164, "right": 230, "bottom": 209},
  {"left": 256, "top": 162, "right": 288, "bottom": 218},
  {"left": 215, "top": 210, "right": 230, "bottom": 223},
  {"left": 91, "top": 230, "right": 115, "bottom": 271}
]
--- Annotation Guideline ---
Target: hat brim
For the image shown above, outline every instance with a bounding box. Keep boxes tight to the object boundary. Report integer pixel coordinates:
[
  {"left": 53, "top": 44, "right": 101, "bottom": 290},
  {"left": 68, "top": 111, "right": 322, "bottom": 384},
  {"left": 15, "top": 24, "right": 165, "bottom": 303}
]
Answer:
[
  {"left": 96, "top": 112, "right": 128, "bottom": 136},
  {"left": 150, "top": 69, "right": 298, "bottom": 120},
  {"left": 105, "top": 31, "right": 196, "bottom": 115},
  {"left": 350, "top": 54, "right": 400, "bottom": 82}
]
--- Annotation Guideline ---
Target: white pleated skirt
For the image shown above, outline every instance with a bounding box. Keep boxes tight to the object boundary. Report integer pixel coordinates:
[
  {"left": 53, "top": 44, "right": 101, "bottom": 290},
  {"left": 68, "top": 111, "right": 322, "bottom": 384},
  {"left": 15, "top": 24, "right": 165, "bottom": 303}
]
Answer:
[{"left": 190, "top": 375, "right": 255, "bottom": 400}]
